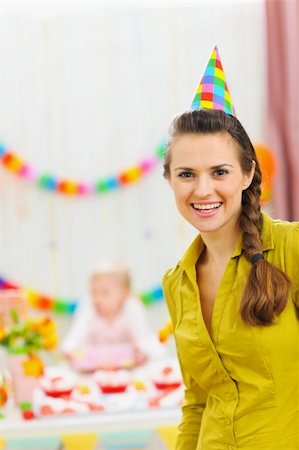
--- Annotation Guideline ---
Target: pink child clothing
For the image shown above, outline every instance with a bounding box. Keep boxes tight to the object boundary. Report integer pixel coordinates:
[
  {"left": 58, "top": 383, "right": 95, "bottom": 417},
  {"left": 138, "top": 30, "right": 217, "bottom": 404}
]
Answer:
[
  {"left": 61, "top": 296, "right": 164, "bottom": 362},
  {"left": 80, "top": 308, "right": 137, "bottom": 346}
]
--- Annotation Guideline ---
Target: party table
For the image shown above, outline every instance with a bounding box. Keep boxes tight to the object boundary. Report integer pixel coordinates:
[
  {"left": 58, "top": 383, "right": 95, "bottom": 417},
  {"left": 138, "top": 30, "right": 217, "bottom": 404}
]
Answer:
[
  {"left": 0, "top": 360, "right": 182, "bottom": 450},
  {"left": 0, "top": 401, "right": 180, "bottom": 450}
]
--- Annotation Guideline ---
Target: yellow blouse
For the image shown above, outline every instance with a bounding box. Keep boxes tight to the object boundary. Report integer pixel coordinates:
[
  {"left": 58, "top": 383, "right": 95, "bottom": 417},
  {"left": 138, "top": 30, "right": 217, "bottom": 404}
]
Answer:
[{"left": 162, "top": 212, "right": 299, "bottom": 450}]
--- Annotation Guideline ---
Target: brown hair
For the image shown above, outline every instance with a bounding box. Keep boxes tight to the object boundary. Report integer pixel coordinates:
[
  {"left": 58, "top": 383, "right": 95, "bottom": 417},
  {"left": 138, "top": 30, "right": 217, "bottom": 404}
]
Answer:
[{"left": 164, "top": 109, "right": 291, "bottom": 326}]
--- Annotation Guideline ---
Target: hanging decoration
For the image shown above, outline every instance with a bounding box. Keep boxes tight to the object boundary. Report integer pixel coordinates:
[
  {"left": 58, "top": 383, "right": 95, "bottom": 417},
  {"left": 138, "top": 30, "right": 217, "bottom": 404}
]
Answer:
[
  {"left": 0, "top": 141, "right": 165, "bottom": 196},
  {"left": 0, "top": 140, "right": 276, "bottom": 201},
  {"left": 255, "top": 143, "right": 277, "bottom": 204},
  {"left": 0, "top": 274, "right": 164, "bottom": 315}
]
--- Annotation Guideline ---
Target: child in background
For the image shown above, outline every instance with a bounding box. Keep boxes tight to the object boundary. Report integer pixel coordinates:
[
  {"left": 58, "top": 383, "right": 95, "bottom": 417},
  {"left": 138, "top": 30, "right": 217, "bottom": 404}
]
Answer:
[{"left": 62, "top": 262, "right": 164, "bottom": 372}]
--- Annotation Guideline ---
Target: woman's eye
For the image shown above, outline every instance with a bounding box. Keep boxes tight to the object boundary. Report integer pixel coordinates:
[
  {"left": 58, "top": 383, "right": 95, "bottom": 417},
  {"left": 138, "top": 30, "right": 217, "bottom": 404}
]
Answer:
[
  {"left": 213, "top": 169, "right": 228, "bottom": 177},
  {"left": 178, "top": 171, "right": 194, "bottom": 178}
]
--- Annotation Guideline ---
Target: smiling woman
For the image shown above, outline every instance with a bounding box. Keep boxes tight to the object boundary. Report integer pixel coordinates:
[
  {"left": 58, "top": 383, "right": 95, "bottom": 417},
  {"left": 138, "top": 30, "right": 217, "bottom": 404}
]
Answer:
[
  {"left": 161, "top": 48, "right": 299, "bottom": 450},
  {"left": 163, "top": 108, "right": 291, "bottom": 328},
  {"left": 164, "top": 131, "right": 254, "bottom": 235}
]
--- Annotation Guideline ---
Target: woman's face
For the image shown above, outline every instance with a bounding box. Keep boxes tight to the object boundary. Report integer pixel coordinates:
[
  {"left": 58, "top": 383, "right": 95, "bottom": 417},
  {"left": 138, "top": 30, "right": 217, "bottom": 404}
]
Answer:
[{"left": 168, "top": 132, "right": 254, "bottom": 236}]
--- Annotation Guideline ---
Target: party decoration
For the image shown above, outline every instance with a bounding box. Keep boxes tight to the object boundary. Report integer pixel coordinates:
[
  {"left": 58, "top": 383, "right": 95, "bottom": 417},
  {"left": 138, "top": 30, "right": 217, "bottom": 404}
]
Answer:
[
  {"left": 0, "top": 141, "right": 166, "bottom": 197},
  {"left": 5, "top": 437, "right": 60, "bottom": 449},
  {"left": 158, "top": 319, "right": 174, "bottom": 343},
  {"left": 255, "top": 143, "right": 277, "bottom": 204},
  {"left": 191, "top": 46, "right": 236, "bottom": 116},
  {"left": 99, "top": 430, "right": 151, "bottom": 450},
  {"left": 3, "top": 429, "right": 178, "bottom": 450},
  {"left": 0, "top": 374, "right": 8, "bottom": 408},
  {"left": 140, "top": 286, "right": 164, "bottom": 305},
  {"left": 61, "top": 433, "right": 98, "bottom": 450},
  {"left": 19, "top": 402, "right": 36, "bottom": 420},
  {"left": 0, "top": 274, "right": 164, "bottom": 315},
  {"left": 0, "top": 309, "right": 58, "bottom": 377}
]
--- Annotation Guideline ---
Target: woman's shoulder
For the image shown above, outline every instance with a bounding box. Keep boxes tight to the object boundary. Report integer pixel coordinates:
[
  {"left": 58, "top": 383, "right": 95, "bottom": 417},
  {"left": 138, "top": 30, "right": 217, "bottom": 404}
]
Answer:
[
  {"left": 271, "top": 217, "right": 299, "bottom": 233},
  {"left": 272, "top": 218, "right": 299, "bottom": 249},
  {"left": 162, "top": 264, "right": 184, "bottom": 294},
  {"left": 163, "top": 265, "right": 180, "bottom": 283},
  {"left": 163, "top": 234, "right": 203, "bottom": 287},
  {"left": 263, "top": 213, "right": 299, "bottom": 288},
  {"left": 262, "top": 211, "right": 299, "bottom": 243}
]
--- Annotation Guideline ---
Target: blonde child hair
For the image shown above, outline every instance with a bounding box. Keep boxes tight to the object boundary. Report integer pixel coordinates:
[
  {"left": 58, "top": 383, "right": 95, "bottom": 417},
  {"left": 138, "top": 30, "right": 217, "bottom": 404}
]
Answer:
[{"left": 89, "top": 261, "right": 132, "bottom": 292}]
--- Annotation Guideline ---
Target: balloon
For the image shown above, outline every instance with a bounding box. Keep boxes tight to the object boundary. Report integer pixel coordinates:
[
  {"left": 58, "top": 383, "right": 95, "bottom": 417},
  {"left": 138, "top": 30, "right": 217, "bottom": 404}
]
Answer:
[{"left": 254, "top": 144, "right": 277, "bottom": 204}]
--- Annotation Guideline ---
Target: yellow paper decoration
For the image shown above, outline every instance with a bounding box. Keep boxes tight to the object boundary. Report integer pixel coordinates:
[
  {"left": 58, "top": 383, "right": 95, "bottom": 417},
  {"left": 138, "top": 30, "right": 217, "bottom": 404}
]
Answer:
[{"left": 60, "top": 433, "right": 98, "bottom": 450}]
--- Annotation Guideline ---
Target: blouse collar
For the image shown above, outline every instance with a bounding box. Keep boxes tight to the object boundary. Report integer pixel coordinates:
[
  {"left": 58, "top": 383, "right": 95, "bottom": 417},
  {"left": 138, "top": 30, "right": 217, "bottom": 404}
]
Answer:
[{"left": 178, "top": 211, "right": 275, "bottom": 272}]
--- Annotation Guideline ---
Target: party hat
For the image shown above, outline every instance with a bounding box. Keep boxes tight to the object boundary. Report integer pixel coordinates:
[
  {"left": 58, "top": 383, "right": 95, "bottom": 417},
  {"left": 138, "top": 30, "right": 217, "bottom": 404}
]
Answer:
[{"left": 191, "top": 46, "right": 236, "bottom": 116}]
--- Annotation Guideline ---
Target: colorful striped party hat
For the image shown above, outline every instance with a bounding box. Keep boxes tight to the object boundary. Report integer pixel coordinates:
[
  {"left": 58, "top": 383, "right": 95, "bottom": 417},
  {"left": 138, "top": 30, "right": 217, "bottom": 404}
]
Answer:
[{"left": 191, "top": 46, "right": 236, "bottom": 116}]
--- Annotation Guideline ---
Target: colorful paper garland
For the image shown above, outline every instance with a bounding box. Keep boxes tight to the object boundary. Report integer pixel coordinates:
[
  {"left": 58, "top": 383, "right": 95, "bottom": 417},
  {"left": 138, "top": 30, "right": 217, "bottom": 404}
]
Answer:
[
  {"left": 0, "top": 141, "right": 165, "bottom": 196},
  {"left": 0, "top": 274, "right": 164, "bottom": 315},
  {"left": 0, "top": 143, "right": 276, "bottom": 313},
  {"left": 0, "top": 139, "right": 276, "bottom": 200}
]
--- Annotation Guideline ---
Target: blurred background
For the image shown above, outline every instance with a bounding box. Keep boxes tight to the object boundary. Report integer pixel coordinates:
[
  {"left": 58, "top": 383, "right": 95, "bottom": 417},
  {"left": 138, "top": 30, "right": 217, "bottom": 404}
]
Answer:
[{"left": 0, "top": 0, "right": 298, "bottom": 341}]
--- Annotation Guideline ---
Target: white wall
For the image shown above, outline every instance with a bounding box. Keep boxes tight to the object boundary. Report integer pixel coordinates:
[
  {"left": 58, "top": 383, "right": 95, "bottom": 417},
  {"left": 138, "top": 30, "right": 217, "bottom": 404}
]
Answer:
[{"left": 0, "top": 1, "right": 266, "bottom": 333}]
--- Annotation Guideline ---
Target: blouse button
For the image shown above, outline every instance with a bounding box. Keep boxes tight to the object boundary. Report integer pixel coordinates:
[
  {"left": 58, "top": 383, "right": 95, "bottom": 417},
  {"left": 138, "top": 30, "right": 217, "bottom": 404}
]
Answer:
[{"left": 225, "top": 417, "right": 232, "bottom": 425}]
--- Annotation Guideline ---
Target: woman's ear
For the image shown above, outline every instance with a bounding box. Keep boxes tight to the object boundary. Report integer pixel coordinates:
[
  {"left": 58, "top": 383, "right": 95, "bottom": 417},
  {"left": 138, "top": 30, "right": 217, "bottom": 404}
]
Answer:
[{"left": 243, "top": 160, "right": 256, "bottom": 190}]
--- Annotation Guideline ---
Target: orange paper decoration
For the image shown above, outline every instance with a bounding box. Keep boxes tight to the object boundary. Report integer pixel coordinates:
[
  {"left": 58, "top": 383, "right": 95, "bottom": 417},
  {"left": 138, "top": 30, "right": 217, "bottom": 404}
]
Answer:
[{"left": 254, "top": 143, "right": 277, "bottom": 204}]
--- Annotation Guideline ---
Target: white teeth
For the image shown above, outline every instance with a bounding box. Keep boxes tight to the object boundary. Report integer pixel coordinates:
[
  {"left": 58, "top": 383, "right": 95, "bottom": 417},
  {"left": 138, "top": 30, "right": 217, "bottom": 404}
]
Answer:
[{"left": 193, "top": 202, "right": 221, "bottom": 210}]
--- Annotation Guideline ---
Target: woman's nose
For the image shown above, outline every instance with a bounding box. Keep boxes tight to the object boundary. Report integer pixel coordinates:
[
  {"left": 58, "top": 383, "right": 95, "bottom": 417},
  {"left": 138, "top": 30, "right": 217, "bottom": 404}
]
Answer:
[{"left": 193, "top": 175, "right": 213, "bottom": 197}]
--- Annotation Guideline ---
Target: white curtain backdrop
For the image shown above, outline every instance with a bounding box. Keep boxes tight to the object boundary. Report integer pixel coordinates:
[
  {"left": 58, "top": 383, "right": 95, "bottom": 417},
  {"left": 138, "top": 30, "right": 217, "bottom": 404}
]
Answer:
[{"left": 0, "top": 1, "right": 266, "bottom": 335}]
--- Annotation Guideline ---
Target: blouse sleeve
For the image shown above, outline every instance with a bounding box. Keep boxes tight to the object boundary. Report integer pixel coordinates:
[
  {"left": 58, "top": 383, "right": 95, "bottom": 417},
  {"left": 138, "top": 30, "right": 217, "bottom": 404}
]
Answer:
[
  {"left": 284, "top": 223, "right": 299, "bottom": 309},
  {"left": 162, "top": 269, "right": 207, "bottom": 449},
  {"left": 175, "top": 365, "right": 207, "bottom": 449}
]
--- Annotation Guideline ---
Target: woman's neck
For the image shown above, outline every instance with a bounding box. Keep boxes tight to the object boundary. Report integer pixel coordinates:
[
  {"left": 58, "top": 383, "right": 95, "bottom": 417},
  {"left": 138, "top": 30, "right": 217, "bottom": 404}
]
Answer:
[{"left": 200, "top": 224, "right": 241, "bottom": 265}]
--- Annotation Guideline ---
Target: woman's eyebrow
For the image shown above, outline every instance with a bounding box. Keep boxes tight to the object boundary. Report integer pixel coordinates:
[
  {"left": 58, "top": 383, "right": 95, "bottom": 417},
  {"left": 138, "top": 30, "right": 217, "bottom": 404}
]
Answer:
[
  {"left": 173, "top": 166, "right": 194, "bottom": 172},
  {"left": 210, "top": 163, "right": 233, "bottom": 169},
  {"left": 173, "top": 163, "right": 234, "bottom": 172}
]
